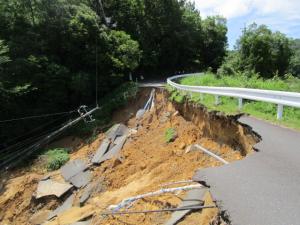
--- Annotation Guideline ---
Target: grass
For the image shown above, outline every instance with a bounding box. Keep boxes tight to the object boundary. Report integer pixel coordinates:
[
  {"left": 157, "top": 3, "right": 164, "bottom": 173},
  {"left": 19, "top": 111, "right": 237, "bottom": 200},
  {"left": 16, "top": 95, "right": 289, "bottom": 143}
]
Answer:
[
  {"left": 165, "top": 128, "right": 177, "bottom": 143},
  {"left": 168, "top": 73, "right": 300, "bottom": 130},
  {"left": 44, "top": 148, "right": 70, "bottom": 171}
]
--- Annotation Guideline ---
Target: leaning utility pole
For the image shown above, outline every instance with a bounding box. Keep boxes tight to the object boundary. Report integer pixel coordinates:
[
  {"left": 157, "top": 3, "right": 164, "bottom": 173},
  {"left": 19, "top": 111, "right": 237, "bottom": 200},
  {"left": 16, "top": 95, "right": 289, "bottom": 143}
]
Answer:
[{"left": 1, "top": 107, "right": 99, "bottom": 170}]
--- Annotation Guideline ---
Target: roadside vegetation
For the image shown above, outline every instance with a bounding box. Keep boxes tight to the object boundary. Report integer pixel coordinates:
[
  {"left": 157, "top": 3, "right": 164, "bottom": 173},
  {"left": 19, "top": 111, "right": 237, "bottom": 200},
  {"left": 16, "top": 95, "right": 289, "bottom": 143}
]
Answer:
[
  {"left": 168, "top": 73, "right": 300, "bottom": 130},
  {"left": 44, "top": 148, "right": 70, "bottom": 171},
  {"left": 168, "top": 23, "right": 300, "bottom": 130}
]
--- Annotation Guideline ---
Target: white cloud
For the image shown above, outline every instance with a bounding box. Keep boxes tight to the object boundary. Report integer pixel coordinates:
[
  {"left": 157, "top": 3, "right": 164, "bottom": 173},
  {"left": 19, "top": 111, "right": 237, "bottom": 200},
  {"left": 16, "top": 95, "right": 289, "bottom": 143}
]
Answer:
[
  {"left": 192, "top": 0, "right": 300, "bottom": 20},
  {"left": 192, "top": 0, "right": 300, "bottom": 39}
]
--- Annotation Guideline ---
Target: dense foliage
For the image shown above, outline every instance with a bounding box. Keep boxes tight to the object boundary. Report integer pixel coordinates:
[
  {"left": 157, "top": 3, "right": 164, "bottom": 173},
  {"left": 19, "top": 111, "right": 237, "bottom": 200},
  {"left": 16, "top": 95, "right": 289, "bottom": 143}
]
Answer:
[
  {"left": 219, "top": 24, "right": 293, "bottom": 78},
  {"left": 0, "top": 0, "right": 228, "bottom": 146},
  {"left": 289, "top": 39, "right": 300, "bottom": 76}
]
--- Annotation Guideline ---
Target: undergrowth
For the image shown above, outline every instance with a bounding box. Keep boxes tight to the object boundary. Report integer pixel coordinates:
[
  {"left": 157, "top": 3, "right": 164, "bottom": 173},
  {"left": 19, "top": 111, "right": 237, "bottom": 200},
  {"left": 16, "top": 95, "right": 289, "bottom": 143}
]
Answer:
[
  {"left": 44, "top": 148, "right": 70, "bottom": 171},
  {"left": 165, "top": 128, "right": 177, "bottom": 143},
  {"left": 71, "top": 81, "right": 138, "bottom": 138},
  {"left": 168, "top": 73, "right": 300, "bottom": 130}
]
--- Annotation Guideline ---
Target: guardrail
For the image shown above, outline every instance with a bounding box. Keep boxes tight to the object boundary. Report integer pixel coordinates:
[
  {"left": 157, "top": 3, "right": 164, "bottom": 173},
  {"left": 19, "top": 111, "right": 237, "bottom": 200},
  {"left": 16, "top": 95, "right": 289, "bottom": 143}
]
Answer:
[{"left": 167, "top": 73, "right": 300, "bottom": 120}]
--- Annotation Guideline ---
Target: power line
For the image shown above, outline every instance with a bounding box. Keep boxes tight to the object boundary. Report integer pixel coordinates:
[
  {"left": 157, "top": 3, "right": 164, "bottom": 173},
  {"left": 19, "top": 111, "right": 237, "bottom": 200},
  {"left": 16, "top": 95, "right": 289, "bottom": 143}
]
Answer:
[
  {"left": 0, "top": 106, "right": 99, "bottom": 170},
  {"left": 0, "top": 110, "right": 76, "bottom": 124},
  {"left": 4, "top": 114, "right": 68, "bottom": 145}
]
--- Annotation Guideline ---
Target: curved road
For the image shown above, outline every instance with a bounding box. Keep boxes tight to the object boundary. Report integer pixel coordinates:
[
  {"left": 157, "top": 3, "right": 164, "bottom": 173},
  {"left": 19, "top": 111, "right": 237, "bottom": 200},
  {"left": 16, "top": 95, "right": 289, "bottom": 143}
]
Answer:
[
  {"left": 194, "top": 116, "right": 300, "bottom": 225},
  {"left": 140, "top": 80, "right": 300, "bottom": 224}
]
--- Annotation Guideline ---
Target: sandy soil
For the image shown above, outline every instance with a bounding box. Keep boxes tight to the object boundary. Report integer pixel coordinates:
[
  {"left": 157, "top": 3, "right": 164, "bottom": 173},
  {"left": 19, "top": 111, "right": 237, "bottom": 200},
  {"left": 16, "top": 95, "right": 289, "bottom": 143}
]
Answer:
[{"left": 0, "top": 90, "right": 254, "bottom": 225}]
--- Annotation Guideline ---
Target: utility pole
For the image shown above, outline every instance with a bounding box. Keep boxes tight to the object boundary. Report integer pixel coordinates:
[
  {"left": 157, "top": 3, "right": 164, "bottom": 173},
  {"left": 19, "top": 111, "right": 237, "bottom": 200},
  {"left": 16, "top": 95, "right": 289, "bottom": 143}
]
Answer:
[{"left": 1, "top": 107, "right": 99, "bottom": 170}]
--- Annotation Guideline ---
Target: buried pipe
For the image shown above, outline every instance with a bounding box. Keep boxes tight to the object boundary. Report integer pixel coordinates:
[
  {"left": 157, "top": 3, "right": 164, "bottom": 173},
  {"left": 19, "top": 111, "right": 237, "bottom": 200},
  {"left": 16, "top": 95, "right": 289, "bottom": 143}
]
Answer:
[
  {"left": 143, "top": 89, "right": 155, "bottom": 110},
  {"left": 108, "top": 184, "right": 203, "bottom": 212},
  {"left": 194, "top": 144, "right": 229, "bottom": 165},
  {"left": 101, "top": 205, "right": 216, "bottom": 215}
]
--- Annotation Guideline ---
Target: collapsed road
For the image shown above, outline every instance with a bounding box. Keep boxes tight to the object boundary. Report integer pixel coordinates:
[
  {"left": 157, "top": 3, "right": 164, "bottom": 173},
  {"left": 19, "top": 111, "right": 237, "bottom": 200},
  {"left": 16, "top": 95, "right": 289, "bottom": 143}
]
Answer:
[
  {"left": 2, "top": 85, "right": 298, "bottom": 225},
  {"left": 193, "top": 116, "right": 300, "bottom": 225}
]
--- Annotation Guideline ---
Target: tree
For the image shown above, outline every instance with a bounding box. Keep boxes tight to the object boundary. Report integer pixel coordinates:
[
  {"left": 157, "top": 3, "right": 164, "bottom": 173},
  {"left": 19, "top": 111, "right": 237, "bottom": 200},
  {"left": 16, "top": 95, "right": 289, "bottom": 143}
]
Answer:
[
  {"left": 236, "top": 23, "right": 292, "bottom": 78},
  {"left": 289, "top": 39, "right": 300, "bottom": 77}
]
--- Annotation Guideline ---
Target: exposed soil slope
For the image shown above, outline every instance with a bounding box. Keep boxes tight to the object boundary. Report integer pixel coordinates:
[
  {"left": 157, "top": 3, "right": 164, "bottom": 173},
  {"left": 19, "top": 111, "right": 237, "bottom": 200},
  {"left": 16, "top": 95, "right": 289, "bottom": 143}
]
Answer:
[{"left": 0, "top": 89, "right": 258, "bottom": 225}]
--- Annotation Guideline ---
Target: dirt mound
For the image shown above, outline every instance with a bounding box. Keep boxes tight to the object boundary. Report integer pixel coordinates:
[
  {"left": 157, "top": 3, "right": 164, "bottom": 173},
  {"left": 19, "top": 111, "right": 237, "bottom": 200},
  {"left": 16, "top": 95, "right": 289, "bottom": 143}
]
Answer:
[{"left": 0, "top": 89, "right": 258, "bottom": 225}]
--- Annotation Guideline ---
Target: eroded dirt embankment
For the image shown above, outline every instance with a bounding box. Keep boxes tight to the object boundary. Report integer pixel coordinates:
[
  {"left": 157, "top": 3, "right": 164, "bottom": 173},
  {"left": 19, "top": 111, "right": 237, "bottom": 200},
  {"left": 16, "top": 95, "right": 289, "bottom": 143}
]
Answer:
[
  {"left": 170, "top": 94, "right": 261, "bottom": 156},
  {"left": 0, "top": 88, "right": 259, "bottom": 225}
]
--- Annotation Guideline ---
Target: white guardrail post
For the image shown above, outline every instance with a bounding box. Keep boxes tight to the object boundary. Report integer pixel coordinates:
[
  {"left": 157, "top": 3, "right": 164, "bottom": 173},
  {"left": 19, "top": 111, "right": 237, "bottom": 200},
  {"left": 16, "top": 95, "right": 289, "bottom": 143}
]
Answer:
[
  {"left": 277, "top": 104, "right": 283, "bottom": 120},
  {"left": 167, "top": 73, "right": 300, "bottom": 120},
  {"left": 215, "top": 95, "right": 220, "bottom": 105},
  {"left": 238, "top": 98, "right": 243, "bottom": 110}
]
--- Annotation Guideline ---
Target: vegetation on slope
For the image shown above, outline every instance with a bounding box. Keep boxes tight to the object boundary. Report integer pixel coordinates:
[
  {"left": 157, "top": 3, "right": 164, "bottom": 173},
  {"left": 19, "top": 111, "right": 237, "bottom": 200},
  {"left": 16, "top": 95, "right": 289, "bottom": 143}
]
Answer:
[{"left": 168, "top": 73, "right": 300, "bottom": 130}]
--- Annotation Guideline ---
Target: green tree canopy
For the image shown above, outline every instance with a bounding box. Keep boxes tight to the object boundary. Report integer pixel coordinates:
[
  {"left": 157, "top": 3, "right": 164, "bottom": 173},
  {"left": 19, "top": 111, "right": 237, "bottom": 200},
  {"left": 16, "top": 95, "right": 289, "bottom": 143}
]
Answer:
[{"left": 236, "top": 23, "right": 292, "bottom": 78}]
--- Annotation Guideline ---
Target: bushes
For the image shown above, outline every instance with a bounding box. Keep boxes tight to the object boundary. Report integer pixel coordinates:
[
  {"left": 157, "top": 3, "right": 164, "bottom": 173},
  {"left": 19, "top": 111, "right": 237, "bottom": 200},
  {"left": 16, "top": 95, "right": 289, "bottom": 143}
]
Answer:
[
  {"left": 165, "top": 128, "right": 177, "bottom": 143},
  {"left": 44, "top": 148, "right": 70, "bottom": 171}
]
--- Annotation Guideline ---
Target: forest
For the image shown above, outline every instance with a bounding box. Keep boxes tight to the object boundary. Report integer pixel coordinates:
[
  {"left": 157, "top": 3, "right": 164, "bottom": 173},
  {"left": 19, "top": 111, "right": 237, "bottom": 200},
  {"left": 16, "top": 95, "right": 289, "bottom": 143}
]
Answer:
[{"left": 0, "top": 0, "right": 300, "bottom": 147}]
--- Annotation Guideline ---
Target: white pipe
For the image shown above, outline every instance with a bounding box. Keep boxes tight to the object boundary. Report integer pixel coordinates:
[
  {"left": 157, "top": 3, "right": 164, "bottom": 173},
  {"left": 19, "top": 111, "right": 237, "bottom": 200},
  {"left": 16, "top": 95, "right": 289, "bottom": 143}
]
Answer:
[{"left": 194, "top": 144, "right": 229, "bottom": 164}]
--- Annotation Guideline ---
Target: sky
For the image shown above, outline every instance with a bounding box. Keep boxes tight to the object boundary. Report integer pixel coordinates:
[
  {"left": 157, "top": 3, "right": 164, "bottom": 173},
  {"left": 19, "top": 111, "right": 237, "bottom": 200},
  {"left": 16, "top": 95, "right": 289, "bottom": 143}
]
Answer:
[{"left": 192, "top": 0, "right": 300, "bottom": 49}]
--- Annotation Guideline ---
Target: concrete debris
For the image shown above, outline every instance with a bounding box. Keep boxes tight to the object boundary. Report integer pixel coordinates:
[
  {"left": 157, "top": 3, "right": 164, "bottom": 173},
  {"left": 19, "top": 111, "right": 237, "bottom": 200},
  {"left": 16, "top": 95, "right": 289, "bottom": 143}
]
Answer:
[
  {"left": 69, "top": 170, "right": 92, "bottom": 188},
  {"left": 164, "top": 188, "right": 206, "bottom": 225},
  {"left": 29, "top": 210, "right": 51, "bottom": 225},
  {"left": 35, "top": 179, "right": 73, "bottom": 199},
  {"left": 96, "top": 135, "right": 127, "bottom": 164},
  {"left": 91, "top": 138, "right": 110, "bottom": 164},
  {"left": 136, "top": 109, "right": 146, "bottom": 120},
  {"left": 43, "top": 205, "right": 94, "bottom": 225},
  {"left": 185, "top": 144, "right": 198, "bottom": 153},
  {"left": 69, "top": 220, "right": 91, "bottom": 225},
  {"left": 79, "top": 177, "right": 104, "bottom": 206},
  {"left": 48, "top": 194, "right": 75, "bottom": 220},
  {"left": 79, "top": 183, "right": 94, "bottom": 206},
  {"left": 106, "top": 123, "right": 128, "bottom": 141},
  {"left": 128, "top": 128, "right": 138, "bottom": 135},
  {"left": 61, "top": 159, "right": 88, "bottom": 181}
]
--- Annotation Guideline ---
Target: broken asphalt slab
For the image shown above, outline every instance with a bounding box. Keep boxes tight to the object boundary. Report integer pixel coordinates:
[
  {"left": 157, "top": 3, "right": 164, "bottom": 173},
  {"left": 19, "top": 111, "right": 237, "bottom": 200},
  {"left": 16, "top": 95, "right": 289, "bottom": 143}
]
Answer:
[
  {"left": 69, "top": 220, "right": 91, "bottom": 225},
  {"left": 106, "top": 123, "right": 129, "bottom": 141},
  {"left": 61, "top": 159, "right": 88, "bottom": 181},
  {"left": 35, "top": 179, "right": 73, "bottom": 199},
  {"left": 91, "top": 138, "right": 110, "bottom": 164},
  {"left": 193, "top": 116, "right": 300, "bottom": 225},
  {"left": 69, "top": 170, "right": 92, "bottom": 188},
  {"left": 164, "top": 188, "right": 206, "bottom": 225},
  {"left": 48, "top": 194, "right": 75, "bottom": 220},
  {"left": 96, "top": 135, "right": 127, "bottom": 164}
]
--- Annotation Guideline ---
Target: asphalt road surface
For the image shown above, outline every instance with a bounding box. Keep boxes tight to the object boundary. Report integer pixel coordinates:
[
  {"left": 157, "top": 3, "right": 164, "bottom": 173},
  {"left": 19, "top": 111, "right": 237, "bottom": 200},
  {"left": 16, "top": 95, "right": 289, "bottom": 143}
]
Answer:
[{"left": 193, "top": 116, "right": 300, "bottom": 225}]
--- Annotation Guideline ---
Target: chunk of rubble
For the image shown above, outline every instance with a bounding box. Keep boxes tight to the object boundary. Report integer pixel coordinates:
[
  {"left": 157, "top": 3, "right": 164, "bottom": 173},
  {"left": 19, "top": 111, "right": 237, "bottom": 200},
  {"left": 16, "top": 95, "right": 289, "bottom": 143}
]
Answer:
[
  {"left": 69, "top": 170, "right": 92, "bottom": 188},
  {"left": 61, "top": 159, "right": 88, "bottom": 181},
  {"left": 48, "top": 194, "right": 75, "bottom": 220},
  {"left": 97, "top": 135, "right": 127, "bottom": 164},
  {"left": 70, "top": 220, "right": 91, "bottom": 225},
  {"left": 106, "top": 123, "right": 129, "bottom": 141},
  {"left": 35, "top": 179, "right": 73, "bottom": 199},
  {"left": 164, "top": 188, "right": 206, "bottom": 225},
  {"left": 79, "top": 183, "right": 94, "bottom": 206},
  {"left": 136, "top": 109, "right": 146, "bottom": 120},
  {"left": 43, "top": 205, "right": 94, "bottom": 225},
  {"left": 91, "top": 138, "right": 110, "bottom": 164},
  {"left": 185, "top": 144, "right": 198, "bottom": 153}
]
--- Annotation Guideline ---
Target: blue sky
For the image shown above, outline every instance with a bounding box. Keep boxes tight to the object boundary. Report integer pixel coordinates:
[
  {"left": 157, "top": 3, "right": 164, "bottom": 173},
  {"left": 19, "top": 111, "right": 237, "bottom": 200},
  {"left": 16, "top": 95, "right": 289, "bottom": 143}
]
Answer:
[{"left": 192, "top": 0, "right": 300, "bottom": 49}]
